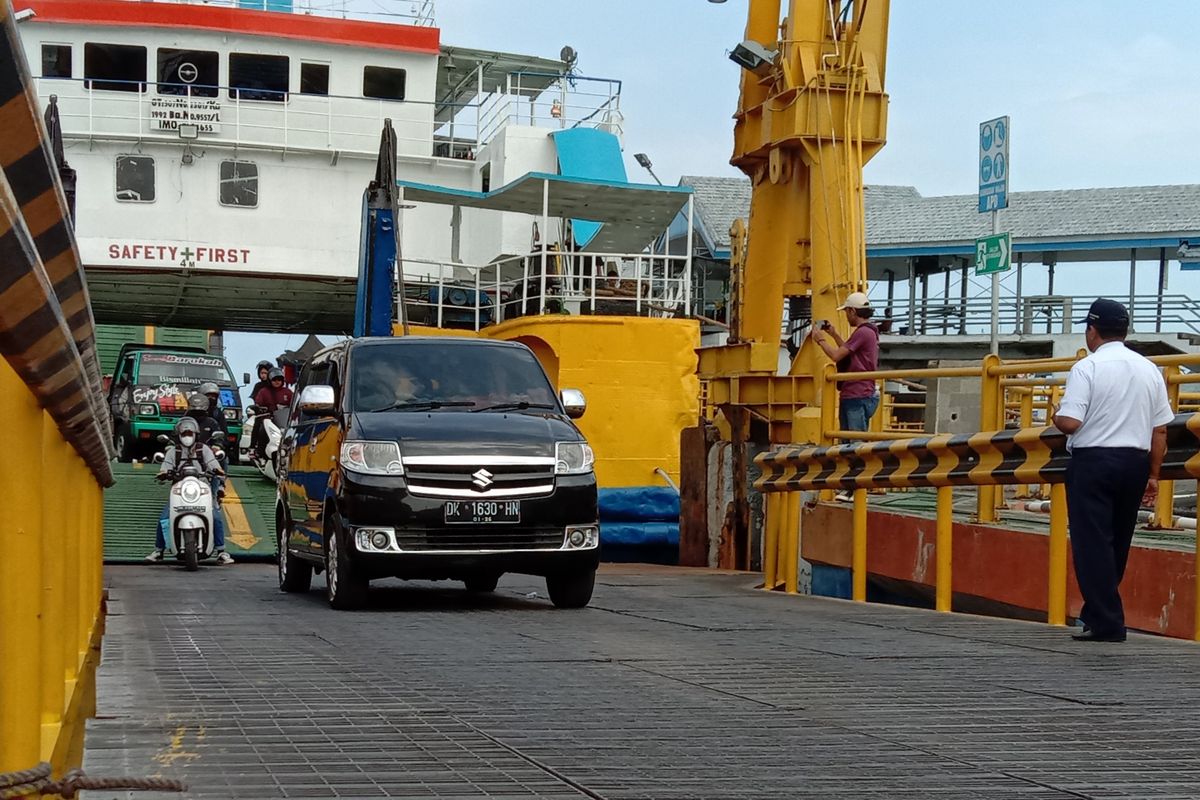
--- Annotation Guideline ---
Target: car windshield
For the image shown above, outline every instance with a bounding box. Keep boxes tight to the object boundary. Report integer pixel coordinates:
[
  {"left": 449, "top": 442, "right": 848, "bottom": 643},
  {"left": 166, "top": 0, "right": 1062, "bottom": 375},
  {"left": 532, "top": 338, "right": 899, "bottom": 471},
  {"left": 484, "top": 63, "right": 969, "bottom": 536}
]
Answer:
[
  {"left": 350, "top": 343, "right": 557, "bottom": 413},
  {"left": 137, "top": 353, "right": 232, "bottom": 388}
]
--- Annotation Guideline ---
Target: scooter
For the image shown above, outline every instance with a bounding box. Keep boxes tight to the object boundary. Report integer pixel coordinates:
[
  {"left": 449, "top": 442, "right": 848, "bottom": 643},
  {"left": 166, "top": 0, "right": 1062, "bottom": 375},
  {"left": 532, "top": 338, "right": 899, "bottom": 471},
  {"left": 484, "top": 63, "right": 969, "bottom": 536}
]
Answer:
[
  {"left": 241, "top": 405, "right": 289, "bottom": 483},
  {"left": 154, "top": 436, "right": 222, "bottom": 571}
]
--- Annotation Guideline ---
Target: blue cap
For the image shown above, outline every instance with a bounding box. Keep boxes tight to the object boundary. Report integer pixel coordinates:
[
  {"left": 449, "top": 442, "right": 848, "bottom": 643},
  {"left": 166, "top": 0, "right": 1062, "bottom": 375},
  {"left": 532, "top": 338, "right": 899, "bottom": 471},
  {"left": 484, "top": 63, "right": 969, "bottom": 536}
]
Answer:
[{"left": 1079, "top": 298, "right": 1129, "bottom": 328}]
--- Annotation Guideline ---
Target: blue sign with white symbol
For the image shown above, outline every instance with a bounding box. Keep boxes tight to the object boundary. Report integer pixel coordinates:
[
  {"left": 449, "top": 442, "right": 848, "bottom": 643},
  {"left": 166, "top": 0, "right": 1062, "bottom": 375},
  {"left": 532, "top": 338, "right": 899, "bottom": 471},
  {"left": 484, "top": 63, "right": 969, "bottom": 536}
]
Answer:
[{"left": 978, "top": 115, "right": 1010, "bottom": 213}]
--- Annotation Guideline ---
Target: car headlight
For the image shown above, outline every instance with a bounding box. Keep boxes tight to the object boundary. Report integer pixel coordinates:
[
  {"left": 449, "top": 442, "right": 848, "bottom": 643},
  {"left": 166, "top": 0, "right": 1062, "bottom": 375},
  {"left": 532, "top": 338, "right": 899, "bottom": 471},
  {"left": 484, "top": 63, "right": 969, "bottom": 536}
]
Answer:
[
  {"left": 138, "top": 403, "right": 159, "bottom": 416},
  {"left": 555, "top": 441, "right": 594, "bottom": 475},
  {"left": 340, "top": 440, "right": 404, "bottom": 475},
  {"left": 223, "top": 408, "right": 238, "bottom": 421}
]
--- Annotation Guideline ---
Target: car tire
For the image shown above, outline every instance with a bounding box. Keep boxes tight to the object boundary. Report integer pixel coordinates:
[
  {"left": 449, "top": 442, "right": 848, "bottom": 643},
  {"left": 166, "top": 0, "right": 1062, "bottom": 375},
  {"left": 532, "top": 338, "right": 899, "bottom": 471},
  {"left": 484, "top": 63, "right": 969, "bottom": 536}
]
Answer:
[
  {"left": 464, "top": 574, "right": 500, "bottom": 593},
  {"left": 115, "top": 427, "right": 134, "bottom": 463},
  {"left": 325, "top": 512, "right": 368, "bottom": 610},
  {"left": 546, "top": 569, "right": 595, "bottom": 609},
  {"left": 277, "top": 515, "right": 312, "bottom": 593}
]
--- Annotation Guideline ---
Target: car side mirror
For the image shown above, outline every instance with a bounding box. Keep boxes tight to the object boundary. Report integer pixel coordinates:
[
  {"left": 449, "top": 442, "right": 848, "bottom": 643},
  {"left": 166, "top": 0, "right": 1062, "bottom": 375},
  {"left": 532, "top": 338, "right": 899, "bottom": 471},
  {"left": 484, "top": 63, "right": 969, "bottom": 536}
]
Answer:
[
  {"left": 298, "top": 384, "right": 336, "bottom": 415},
  {"left": 560, "top": 388, "right": 586, "bottom": 419},
  {"left": 243, "top": 372, "right": 251, "bottom": 385}
]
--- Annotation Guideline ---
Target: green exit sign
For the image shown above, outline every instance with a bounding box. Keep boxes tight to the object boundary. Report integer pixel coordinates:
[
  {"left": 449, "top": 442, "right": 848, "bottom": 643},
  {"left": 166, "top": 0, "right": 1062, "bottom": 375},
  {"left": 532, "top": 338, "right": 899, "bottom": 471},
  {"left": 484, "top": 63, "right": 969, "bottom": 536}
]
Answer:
[{"left": 975, "top": 232, "right": 1011, "bottom": 275}]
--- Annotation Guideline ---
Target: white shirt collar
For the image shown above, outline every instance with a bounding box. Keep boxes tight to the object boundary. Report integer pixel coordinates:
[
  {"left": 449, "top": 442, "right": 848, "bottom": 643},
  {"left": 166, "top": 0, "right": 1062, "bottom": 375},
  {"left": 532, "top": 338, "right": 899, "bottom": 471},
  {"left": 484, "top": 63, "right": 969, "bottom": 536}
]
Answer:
[{"left": 1095, "top": 341, "right": 1125, "bottom": 353}]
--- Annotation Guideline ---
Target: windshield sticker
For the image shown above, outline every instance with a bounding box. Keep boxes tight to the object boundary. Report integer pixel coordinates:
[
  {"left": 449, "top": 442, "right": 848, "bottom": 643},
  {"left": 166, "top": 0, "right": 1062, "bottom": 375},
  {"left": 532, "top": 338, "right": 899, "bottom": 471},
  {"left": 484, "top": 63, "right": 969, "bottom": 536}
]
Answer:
[{"left": 142, "top": 353, "right": 225, "bottom": 368}]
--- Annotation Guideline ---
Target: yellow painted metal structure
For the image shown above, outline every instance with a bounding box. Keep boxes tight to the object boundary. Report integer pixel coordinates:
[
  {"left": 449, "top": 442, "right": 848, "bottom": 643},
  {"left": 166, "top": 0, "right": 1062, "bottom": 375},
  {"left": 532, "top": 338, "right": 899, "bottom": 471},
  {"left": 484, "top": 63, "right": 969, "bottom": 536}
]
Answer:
[
  {"left": 1, "top": 3, "right": 113, "bottom": 785},
  {"left": 397, "top": 317, "right": 701, "bottom": 489},
  {"left": 698, "top": 0, "right": 889, "bottom": 442}
]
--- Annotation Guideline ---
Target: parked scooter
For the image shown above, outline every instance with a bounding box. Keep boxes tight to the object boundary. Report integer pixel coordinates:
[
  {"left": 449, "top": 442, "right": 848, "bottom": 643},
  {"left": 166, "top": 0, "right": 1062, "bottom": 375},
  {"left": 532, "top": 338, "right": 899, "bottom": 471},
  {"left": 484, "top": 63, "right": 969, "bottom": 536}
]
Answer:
[
  {"left": 241, "top": 405, "right": 289, "bottom": 482},
  {"left": 154, "top": 434, "right": 223, "bottom": 571}
]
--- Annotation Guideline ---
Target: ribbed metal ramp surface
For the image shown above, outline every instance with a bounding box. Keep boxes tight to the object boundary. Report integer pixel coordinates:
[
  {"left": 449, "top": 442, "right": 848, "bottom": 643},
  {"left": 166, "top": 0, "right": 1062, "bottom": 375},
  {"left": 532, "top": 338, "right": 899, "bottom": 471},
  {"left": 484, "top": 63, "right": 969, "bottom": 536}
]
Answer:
[
  {"left": 103, "top": 464, "right": 278, "bottom": 562},
  {"left": 82, "top": 565, "right": 1200, "bottom": 799}
]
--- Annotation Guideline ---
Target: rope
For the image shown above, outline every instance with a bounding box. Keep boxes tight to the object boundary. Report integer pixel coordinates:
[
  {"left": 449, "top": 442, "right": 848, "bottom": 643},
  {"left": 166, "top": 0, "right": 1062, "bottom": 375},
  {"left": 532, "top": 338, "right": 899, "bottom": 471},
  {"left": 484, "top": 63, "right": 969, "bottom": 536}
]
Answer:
[{"left": 0, "top": 763, "right": 186, "bottom": 799}]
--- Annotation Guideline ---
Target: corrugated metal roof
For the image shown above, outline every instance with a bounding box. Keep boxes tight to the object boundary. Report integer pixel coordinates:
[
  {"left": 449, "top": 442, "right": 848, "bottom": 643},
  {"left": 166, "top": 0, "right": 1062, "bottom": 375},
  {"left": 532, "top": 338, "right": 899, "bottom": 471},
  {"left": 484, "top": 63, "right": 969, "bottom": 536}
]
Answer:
[{"left": 680, "top": 176, "right": 1200, "bottom": 255}]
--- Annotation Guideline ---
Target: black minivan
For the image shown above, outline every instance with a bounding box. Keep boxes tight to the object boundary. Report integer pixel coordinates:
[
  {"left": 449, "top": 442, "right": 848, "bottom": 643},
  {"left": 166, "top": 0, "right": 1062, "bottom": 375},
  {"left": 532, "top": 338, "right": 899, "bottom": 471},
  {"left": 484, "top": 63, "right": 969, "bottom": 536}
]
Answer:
[{"left": 276, "top": 337, "right": 600, "bottom": 610}]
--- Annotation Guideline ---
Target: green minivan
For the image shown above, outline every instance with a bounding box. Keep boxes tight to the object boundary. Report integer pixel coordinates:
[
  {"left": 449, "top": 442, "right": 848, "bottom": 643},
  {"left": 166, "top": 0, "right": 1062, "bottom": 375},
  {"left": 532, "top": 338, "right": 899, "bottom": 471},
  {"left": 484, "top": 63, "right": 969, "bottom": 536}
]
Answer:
[{"left": 108, "top": 343, "right": 243, "bottom": 462}]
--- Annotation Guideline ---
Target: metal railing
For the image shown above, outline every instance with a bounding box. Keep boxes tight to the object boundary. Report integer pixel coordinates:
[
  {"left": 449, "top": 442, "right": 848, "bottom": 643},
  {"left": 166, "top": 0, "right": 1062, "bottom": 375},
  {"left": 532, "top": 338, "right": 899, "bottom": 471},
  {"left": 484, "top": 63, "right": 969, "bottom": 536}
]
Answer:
[
  {"left": 877, "top": 293, "right": 1200, "bottom": 337},
  {"left": 477, "top": 73, "right": 623, "bottom": 145},
  {"left": 35, "top": 77, "right": 478, "bottom": 159},
  {"left": 105, "top": 0, "right": 436, "bottom": 26},
  {"left": 397, "top": 249, "right": 694, "bottom": 331}
]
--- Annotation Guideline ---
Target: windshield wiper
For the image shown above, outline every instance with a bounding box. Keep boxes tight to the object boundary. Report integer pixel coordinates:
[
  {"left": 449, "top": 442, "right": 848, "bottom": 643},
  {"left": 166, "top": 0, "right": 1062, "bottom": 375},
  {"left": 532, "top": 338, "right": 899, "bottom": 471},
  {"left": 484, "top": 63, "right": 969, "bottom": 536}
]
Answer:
[
  {"left": 471, "top": 402, "right": 557, "bottom": 413},
  {"left": 369, "top": 400, "right": 476, "bottom": 413}
]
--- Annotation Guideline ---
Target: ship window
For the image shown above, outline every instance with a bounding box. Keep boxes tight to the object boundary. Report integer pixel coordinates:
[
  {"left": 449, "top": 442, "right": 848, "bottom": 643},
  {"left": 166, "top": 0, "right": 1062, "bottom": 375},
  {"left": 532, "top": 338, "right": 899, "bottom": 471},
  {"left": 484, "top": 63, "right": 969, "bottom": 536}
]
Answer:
[
  {"left": 219, "top": 161, "right": 258, "bottom": 208},
  {"left": 115, "top": 155, "right": 155, "bottom": 203},
  {"left": 41, "top": 44, "right": 72, "bottom": 78},
  {"left": 300, "top": 63, "right": 329, "bottom": 96},
  {"left": 362, "top": 66, "right": 405, "bottom": 101},
  {"left": 84, "top": 43, "right": 147, "bottom": 92},
  {"left": 229, "top": 53, "right": 288, "bottom": 102},
  {"left": 157, "top": 48, "right": 219, "bottom": 97}
]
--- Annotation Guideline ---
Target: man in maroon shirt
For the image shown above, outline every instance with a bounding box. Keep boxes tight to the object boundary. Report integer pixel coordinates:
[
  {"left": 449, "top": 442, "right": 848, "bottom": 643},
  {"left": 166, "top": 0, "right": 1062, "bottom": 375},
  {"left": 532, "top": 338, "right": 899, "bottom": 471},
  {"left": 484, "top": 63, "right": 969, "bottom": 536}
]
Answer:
[{"left": 811, "top": 292, "right": 880, "bottom": 432}]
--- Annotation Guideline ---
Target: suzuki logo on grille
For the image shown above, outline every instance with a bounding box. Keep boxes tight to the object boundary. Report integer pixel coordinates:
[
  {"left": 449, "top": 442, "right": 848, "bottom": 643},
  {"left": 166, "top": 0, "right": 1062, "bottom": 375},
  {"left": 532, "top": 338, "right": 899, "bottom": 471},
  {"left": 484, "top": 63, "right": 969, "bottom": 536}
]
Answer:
[{"left": 471, "top": 468, "right": 494, "bottom": 489}]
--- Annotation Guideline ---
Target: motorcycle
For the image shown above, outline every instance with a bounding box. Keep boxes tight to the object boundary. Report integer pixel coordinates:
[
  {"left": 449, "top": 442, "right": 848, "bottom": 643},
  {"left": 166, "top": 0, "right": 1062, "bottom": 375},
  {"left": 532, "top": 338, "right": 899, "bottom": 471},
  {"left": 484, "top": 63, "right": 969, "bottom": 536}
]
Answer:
[
  {"left": 154, "top": 436, "right": 223, "bottom": 571},
  {"left": 241, "top": 405, "right": 289, "bottom": 483}
]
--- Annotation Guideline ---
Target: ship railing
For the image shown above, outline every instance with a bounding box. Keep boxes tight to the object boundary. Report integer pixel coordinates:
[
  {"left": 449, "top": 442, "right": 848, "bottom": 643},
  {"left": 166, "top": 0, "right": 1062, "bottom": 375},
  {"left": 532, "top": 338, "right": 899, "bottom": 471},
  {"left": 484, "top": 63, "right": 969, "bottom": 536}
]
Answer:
[
  {"left": 476, "top": 73, "right": 623, "bottom": 145},
  {"left": 110, "top": 0, "right": 436, "bottom": 26},
  {"left": 396, "top": 249, "right": 693, "bottom": 332},
  {"left": 34, "top": 77, "right": 478, "bottom": 160},
  {"left": 857, "top": 292, "right": 1200, "bottom": 337}
]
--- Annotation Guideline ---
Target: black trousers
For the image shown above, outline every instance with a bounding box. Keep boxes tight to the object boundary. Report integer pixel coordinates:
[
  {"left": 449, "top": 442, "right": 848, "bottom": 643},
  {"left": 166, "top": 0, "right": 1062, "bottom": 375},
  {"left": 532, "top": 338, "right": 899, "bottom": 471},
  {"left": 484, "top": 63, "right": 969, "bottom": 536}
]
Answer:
[{"left": 1065, "top": 447, "right": 1150, "bottom": 635}]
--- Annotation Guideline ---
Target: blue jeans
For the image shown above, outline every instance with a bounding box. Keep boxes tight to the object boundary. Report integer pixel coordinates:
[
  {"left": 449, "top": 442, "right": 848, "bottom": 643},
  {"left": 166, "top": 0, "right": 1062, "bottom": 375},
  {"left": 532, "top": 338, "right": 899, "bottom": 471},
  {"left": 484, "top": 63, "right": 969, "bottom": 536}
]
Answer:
[
  {"left": 839, "top": 395, "right": 880, "bottom": 432},
  {"left": 157, "top": 489, "right": 226, "bottom": 550}
]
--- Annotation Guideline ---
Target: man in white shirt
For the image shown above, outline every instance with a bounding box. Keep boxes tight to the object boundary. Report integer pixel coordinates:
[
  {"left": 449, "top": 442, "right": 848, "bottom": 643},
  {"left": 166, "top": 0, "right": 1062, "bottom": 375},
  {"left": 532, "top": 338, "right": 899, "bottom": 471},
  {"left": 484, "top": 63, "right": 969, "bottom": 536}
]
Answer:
[{"left": 1052, "top": 299, "right": 1174, "bottom": 643}]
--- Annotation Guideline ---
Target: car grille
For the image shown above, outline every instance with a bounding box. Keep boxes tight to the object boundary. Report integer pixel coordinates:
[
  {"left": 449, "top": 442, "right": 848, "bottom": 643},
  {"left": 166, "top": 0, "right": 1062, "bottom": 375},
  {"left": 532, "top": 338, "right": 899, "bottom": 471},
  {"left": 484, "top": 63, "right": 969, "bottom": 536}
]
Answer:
[
  {"left": 395, "top": 527, "right": 565, "bottom": 552},
  {"left": 403, "top": 462, "right": 555, "bottom": 499}
]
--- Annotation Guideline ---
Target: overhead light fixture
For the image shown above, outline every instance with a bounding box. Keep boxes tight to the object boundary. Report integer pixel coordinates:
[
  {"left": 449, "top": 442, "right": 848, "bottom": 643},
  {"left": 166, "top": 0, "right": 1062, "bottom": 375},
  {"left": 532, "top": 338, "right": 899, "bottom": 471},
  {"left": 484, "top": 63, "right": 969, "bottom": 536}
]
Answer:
[
  {"left": 633, "top": 153, "right": 662, "bottom": 186},
  {"left": 14, "top": 8, "right": 35, "bottom": 21},
  {"left": 178, "top": 123, "right": 199, "bottom": 140},
  {"left": 729, "top": 39, "right": 778, "bottom": 76}
]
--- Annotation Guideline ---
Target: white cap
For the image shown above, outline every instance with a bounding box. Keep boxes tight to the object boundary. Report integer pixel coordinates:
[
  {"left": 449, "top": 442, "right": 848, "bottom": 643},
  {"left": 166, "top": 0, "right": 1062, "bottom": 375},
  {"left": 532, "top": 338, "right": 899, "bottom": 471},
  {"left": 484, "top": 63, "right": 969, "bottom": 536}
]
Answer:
[{"left": 837, "top": 292, "right": 871, "bottom": 311}]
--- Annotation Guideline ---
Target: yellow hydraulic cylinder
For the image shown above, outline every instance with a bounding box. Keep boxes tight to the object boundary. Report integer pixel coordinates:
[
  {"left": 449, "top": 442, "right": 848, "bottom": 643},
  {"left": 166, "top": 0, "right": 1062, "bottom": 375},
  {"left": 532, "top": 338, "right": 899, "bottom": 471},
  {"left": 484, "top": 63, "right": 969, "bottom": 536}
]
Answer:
[{"left": 0, "top": 361, "right": 45, "bottom": 775}]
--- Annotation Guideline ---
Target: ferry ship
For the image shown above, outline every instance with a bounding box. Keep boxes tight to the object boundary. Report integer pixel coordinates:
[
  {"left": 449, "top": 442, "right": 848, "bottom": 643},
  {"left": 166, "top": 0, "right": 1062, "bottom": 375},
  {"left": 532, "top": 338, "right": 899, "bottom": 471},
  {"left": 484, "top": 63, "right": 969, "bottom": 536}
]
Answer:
[{"left": 14, "top": 0, "right": 703, "bottom": 552}]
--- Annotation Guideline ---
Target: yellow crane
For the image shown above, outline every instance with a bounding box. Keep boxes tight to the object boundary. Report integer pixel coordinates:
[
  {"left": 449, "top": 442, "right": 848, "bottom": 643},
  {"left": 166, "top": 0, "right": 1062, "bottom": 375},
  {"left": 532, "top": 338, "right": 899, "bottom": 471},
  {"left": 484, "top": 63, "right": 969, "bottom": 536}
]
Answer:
[{"left": 694, "top": 0, "right": 889, "bottom": 569}]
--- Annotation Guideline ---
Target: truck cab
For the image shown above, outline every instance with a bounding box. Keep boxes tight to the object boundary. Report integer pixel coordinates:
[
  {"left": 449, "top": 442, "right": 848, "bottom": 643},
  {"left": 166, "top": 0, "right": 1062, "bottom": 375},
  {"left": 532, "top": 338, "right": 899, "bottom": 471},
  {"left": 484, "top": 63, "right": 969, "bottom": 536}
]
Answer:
[{"left": 108, "top": 343, "right": 243, "bottom": 461}]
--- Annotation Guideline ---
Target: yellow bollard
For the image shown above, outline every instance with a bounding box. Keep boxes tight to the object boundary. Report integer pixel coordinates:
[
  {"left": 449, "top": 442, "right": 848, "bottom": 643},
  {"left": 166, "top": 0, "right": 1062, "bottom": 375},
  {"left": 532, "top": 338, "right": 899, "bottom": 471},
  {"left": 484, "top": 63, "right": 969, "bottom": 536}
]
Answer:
[
  {"left": 784, "top": 491, "right": 800, "bottom": 594},
  {"left": 935, "top": 486, "right": 953, "bottom": 612},
  {"left": 762, "top": 493, "right": 778, "bottom": 591},
  {"left": 1048, "top": 483, "right": 1068, "bottom": 626},
  {"left": 0, "top": 361, "right": 46, "bottom": 775},
  {"left": 852, "top": 488, "right": 868, "bottom": 602},
  {"left": 40, "top": 415, "right": 66, "bottom": 762}
]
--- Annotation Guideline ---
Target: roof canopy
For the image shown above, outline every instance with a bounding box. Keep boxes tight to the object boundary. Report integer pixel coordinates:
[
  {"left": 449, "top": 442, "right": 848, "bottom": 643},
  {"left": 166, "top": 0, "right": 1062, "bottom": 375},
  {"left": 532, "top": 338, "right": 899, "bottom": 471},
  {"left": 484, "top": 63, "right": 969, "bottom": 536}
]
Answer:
[
  {"left": 435, "top": 46, "right": 566, "bottom": 122},
  {"left": 398, "top": 172, "right": 693, "bottom": 254}
]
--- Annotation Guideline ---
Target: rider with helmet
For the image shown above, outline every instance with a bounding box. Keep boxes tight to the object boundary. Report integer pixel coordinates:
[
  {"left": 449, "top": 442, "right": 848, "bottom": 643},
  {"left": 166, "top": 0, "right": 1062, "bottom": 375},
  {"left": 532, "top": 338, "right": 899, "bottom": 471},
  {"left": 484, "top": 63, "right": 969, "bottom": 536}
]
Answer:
[
  {"left": 146, "top": 416, "right": 234, "bottom": 564},
  {"left": 250, "top": 367, "right": 293, "bottom": 459},
  {"left": 250, "top": 360, "right": 274, "bottom": 399}
]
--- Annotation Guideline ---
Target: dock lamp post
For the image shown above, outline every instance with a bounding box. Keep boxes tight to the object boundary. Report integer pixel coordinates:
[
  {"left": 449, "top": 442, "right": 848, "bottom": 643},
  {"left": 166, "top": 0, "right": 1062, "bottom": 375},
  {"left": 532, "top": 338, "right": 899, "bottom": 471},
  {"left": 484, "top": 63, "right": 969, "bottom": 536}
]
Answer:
[{"left": 634, "top": 153, "right": 663, "bottom": 186}]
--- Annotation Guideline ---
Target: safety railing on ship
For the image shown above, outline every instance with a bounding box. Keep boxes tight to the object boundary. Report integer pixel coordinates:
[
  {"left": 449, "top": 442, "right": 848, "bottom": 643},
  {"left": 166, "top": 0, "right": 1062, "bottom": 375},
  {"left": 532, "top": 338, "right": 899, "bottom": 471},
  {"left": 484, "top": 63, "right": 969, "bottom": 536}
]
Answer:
[
  {"left": 397, "top": 250, "right": 694, "bottom": 331},
  {"left": 477, "top": 73, "right": 624, "bottom": 145},
  {"left": 124, "top": 0, "right": 437, "bottom": 26}
]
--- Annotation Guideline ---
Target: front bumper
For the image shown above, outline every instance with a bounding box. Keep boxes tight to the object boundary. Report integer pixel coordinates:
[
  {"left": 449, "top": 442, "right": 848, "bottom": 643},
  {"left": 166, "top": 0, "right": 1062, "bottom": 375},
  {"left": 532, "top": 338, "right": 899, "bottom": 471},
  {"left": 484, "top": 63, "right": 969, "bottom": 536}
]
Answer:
[{"left": 337, "top": 471, "right": 599, "bottom": 580}]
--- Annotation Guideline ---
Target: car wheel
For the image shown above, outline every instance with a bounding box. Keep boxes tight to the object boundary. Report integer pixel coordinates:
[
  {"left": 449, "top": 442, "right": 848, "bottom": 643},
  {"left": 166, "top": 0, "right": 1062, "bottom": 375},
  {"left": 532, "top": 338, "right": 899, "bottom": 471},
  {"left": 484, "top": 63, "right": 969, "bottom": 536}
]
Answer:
[
  {"left": 277, "top": 515, "right": 312, "bottom": 593},
  {"left": 546, "top": 569, "right": 595, "bottom": 609},
  {"left": 464, "top": 574, "right": 500, "bottom": 593},
  {"left": 325, "top": 512, "right": 368, "bottom": 610},
  {"left": 115, "top": 427, "right": 134, "bottom": 463}
]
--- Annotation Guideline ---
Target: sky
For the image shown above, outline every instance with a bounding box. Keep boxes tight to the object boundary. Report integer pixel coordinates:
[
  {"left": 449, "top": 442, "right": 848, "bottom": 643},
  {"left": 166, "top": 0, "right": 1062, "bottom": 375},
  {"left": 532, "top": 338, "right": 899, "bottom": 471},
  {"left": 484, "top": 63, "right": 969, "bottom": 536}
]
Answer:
[{"left": 225, "top": 1, "right": 1200, "bottom": 390}]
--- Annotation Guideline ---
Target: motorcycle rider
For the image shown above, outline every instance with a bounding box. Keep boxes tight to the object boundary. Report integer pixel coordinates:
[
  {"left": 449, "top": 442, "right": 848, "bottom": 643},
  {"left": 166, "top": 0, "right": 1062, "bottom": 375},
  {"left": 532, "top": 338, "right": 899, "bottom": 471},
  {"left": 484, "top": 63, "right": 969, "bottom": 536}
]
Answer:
[
  {"left": 197, "top": 381, "right": 231, "bottom": 458},
  {"left": 249, "top": 360, "right": 274, "bottom": 399},
  {"left": 250, "top": 367, "right": 293, "bottom": 459},
  {"left": 145, "top": 416, "right": 235, "bottom": 565}
]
